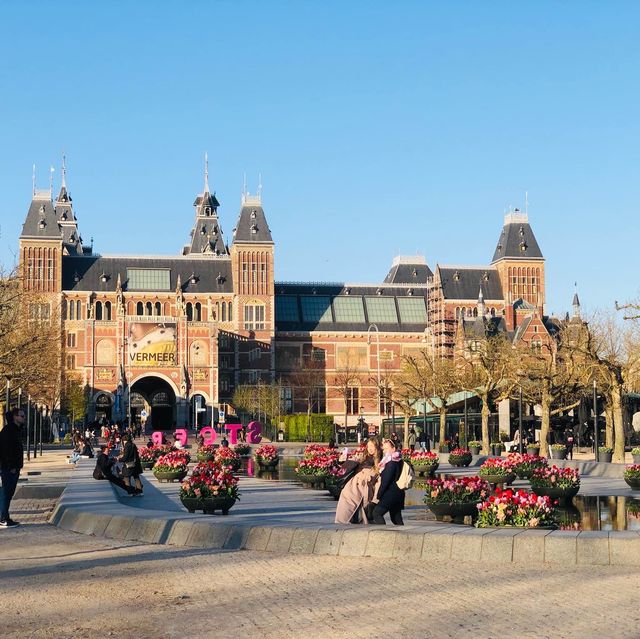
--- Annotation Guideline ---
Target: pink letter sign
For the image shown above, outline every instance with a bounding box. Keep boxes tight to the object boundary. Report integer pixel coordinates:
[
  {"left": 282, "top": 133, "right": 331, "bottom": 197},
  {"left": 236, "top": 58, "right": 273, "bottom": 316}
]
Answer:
[
  {"left": 174, "top": 429, "right": 187, "bottom": 447},
  {"left": 225, "top": 424, "right": 242, "bottom": 444},
  {"left": 151, "top": 431, "right": 163, "bottom": 446},
  {"left": 247, "top": 421, "right": 262, "bottom": 444},
  {"left": 199, "top": 426, "right": 216, "bottom": 445}
]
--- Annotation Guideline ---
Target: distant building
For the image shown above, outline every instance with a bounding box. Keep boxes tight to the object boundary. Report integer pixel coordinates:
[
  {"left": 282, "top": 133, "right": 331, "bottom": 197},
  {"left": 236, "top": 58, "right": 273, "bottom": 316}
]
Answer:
[{"left": 18, "top": 161, "right": 554, "bottom": 429}]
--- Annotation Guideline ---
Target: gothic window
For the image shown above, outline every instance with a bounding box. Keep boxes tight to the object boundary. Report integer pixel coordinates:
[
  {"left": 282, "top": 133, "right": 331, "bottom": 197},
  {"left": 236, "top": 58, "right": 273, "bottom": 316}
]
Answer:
[
  {"left": 105, "top": 301, "right": 112, "bottom": 321},
  {"left": 76, "top": 300, "right": 82, "bottom": 320},
  {"left": 95, "top": 301, "right": 103, "bottom": 321},
  {"left": 136, "top": 301, "right": 144, "bottom": 316},
  {"left": 194, "top": 302, "right": 202, "bottom": 321},
  {"left": 154, "top": 302, "right": 162, "bottom": 316},
  {"left": 69, "top": 299, "right": 75, "bottom": 320},
  {"left": 186, "top": 302, "right": 193, "bottom": 321},
  {"left": 228, "top": 301, "right": 233, "bottom": 321},
  {"left": 145, "top": 302, "right": 152, "bottom": 316},
  {"left": 221, "top": 301, "right": 227, "bottom": 322}
]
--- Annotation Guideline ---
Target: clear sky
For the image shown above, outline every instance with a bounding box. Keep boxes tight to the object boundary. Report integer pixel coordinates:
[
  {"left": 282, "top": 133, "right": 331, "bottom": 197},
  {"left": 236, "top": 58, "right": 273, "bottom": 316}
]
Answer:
[{"left": 1, "top": 1, "right": 638, "bottom": 316}]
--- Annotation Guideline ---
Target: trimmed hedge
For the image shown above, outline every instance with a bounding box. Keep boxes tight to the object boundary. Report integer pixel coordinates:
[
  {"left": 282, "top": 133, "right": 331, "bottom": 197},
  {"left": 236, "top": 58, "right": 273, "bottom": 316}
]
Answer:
[{"left": 282, "top": 414, "right": 335, "bottom": 442}]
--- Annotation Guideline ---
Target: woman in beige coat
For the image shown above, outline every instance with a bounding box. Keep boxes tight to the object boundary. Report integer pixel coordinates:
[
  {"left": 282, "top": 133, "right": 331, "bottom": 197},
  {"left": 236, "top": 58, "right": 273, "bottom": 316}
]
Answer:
[{"left": 335, "top": 438, "right": 382, "bottom": 524}]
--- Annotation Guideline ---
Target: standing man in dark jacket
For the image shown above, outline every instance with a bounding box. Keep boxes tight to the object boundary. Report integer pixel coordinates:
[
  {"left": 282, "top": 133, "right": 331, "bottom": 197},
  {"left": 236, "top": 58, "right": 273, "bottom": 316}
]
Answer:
[{"left": 0, "top": 407, "right": 26, "bottom": 527}]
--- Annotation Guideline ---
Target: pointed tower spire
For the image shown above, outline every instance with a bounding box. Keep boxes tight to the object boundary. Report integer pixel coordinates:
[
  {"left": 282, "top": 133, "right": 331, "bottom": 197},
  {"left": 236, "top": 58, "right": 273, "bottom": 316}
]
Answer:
[
  {"left": 32, "top": 164, "right": 36, "bottom": 196},
  {"left": 204, "top": 152, "right": 209, "bottom": 193},
  {"left": 257, "top": 172, "right": 263, "bottom": 201},
  {"left": 572, "top": 283, "right": 581, "bottom": 319},
  {"left": 61, "top": 154, "right": 67, "bottom": 189}
]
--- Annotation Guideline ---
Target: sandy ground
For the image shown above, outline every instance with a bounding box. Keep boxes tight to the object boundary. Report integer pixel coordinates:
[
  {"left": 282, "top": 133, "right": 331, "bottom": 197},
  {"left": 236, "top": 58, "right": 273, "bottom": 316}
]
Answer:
[{"left": 0, "top": 499, "right": 639, "bottom": 639}]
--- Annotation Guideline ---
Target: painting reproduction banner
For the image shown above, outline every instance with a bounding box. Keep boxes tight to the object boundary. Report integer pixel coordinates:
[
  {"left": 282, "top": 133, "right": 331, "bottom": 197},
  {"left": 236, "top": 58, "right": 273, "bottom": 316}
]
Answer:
[{"left": 128, "top": 323, "right": 177, "bottom": 367}]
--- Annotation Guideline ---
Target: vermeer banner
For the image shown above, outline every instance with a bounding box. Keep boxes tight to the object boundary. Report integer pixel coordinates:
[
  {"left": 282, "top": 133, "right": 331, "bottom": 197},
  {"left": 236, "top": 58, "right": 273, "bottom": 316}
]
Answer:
[{"left": 128, "top": 323, "right": 177, "bottom": 367}]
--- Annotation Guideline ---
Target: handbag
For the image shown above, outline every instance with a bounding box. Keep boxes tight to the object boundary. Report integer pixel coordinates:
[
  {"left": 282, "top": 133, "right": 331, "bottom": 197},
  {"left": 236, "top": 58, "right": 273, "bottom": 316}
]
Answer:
[
  {"left": 125, "top": 461, "right": 136, "bottom": 469},
  {"left": 336, "top": 465, "right": 359, "bottom": 490}
]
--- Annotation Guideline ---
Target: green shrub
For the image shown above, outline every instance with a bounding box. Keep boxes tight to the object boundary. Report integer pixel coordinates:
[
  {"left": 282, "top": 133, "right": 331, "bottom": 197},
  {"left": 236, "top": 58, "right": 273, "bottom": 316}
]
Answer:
[{"left": 282, "top": 414, "right": 335, "bottom": 442}]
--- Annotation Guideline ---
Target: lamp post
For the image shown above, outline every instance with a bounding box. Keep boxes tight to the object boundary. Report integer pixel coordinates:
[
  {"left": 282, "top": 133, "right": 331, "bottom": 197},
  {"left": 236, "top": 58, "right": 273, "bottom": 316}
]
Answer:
[
  {"left": 463, "top": 392, "right": 468, "bottom": 447},
  {"left": 423, "top": 399, "right": 429, "bottom": 452},
  {"left": 367, "top": 324, "right": 381, "bottom": 423},
  {"left": 518, "top": 386, "right": 524, "bottom": 454},
  {"left": 26, "top": 395, "right": 31, "bottom": 462},
  {"left": 593, "top": 379, "right": 599, "bottom": 462}
]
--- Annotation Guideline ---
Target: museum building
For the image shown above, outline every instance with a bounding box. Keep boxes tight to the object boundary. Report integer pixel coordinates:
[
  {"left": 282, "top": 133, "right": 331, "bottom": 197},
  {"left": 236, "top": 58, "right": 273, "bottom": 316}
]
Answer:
[{"left": 18, "top": 160, "right": 551, "bottom": 429}]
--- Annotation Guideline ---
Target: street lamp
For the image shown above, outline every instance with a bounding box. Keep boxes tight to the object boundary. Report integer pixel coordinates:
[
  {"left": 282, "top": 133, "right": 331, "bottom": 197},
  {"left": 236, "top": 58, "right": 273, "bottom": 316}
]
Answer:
[
  {"left": 593, "top": 379, "right": 599, "bottom": 462},
  {"left": 367, "top": 324, "right": 381, "bottom": 423},
  {"left": 518, "top": 386, "right": 524, "bottom": 454}
]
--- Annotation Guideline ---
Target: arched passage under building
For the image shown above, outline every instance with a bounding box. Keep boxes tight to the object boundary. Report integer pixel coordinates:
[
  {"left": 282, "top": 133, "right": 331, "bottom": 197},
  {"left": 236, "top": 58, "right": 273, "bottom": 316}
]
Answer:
[{"left": 130, "top": 376, "right": 176, "bottom": 431}]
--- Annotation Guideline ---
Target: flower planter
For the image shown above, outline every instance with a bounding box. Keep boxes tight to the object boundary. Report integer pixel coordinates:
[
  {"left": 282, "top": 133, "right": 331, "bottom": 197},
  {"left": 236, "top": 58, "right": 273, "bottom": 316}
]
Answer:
[
  {"left": 549, "top": 448, "right": 566, "bottom": 460},
  {"left": 141, "top": 460, "right": 155, "bottom": 470},
  {"left": 624, "top": 477, "right": 640, "bottom": 490},
  {"left": 480, "top": 473, "right": 516, "bottom": 487},
  {"left": 196, "top": 453, "right": 216, "bottom": 463},
  {"left": 298, "top": 474, "right": 327, "bottom": 489},
  {"left": 516, "top": 469, "right": 534, "bottom": 480},
  {"left": 426, "top": 500, "right": 480, "bottom": 521},
  {"left": 413, "top": 462, "right": 439, "bottom": 477},
  {"left": 326, "top": 482, "right": 342, "bottom": 500},
  {"left": 439, "top": 445, "right": 450, "bottom": 453},
  {"left": 531, "top": 485, "right": 579, "bottom": 501},
  {"left": 632, "top": 454, "right": 640, "bottom": 465},
  {"left": 202, "top": 496, "right": 237, "bottom": 515},
  {"left": 153, "top": 469, "right": 188, "bottom": 483},
  {"left": 180, "top": 496, "right": 203, "bottom": 513},
  {"left": 256, "top": 457, "right": 279, "bottom": 470},
  {"left": 469, "top": 446, "right": 481, "bottom": 456},
  {"left": 599, "top": 452, "right": 613, "bottom": 463},
  {"left": 491, "top": 446, "right": 503, "bottom": 457},
  {"left": 449, "top": 457, "right": 471, "bottom": 468},
  {"left": 526, "top": 447, "right": 540, "bottom": 456}
]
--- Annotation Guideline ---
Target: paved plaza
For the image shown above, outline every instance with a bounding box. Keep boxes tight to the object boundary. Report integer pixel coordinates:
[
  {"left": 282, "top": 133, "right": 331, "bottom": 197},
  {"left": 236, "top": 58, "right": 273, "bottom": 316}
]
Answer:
[{"left": 2, "top": 499, "right": 640, "bottom": 639}]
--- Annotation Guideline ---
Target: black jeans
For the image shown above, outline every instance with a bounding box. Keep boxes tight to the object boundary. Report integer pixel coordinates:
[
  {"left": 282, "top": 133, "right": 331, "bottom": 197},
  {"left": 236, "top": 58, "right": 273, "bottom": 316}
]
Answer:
[
  {"left": 0, "top": 467, "right": 20, "bottom": 520},
  {"left": 372, "top": 502, "right": 404, "bottom": 526}
]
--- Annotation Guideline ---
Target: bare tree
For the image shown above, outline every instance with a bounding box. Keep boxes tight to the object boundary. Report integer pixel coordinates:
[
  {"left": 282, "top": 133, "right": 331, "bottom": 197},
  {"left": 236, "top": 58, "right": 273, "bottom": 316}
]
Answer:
[
  {"left": 400, "top": 349, "right": 460, "bottom": 448},
  {"left": 332, "top": 349, "right": 364, "bottom": 439},
  {"left": 290, "top": 354, "right": 326, "bottom": 441}
]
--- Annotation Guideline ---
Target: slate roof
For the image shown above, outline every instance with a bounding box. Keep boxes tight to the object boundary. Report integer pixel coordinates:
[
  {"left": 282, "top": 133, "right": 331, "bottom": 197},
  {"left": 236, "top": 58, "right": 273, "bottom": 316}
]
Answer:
[
  {"left": 436, "top": 266, "right": 504, "bottom": 300},
  {"left": 274, "top": 282, "right": 429, "bottom": 333},
  {"left": 61, "top": 255, "right": 234, "bottom": 293},
  {"left": 184, "top": 190, "right": 228, "bottom": 255},
  {"left": 20, "top": 193, "right": 61, "bottom": 239},
  {"left": 55, "top": 188, "right": 84, "bottom": 255},
  {"left": 461, "top": 316, "right": 508, "bottom": 339},
  {"left": 232, "top": 199, "right": 273, "bottom": 243},
  {"left": 492, "top": 212, "right": 543, "bottom": 262},
  {"left": 383, "top": 260, "right": 433, "bottom": 284}
]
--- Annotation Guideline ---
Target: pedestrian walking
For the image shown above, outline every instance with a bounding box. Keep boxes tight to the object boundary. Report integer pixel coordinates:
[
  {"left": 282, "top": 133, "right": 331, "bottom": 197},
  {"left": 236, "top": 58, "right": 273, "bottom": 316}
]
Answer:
[
  {"left": 408, "top": 428, "right": 417, "bottom": 451},
  {"left": 0, "top": 408, "right": 26, "bottom": 527}
]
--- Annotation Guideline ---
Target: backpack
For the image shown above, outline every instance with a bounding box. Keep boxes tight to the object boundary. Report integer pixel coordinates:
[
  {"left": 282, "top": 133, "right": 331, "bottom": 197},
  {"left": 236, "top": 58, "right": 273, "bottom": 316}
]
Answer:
[{"left": 396, "top": 460, "right": 415, "bottom": 490}]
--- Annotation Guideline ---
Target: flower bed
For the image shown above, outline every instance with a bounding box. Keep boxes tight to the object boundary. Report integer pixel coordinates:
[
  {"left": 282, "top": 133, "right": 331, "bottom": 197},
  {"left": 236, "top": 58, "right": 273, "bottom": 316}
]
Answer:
[
  {"left": 476, "top": 487, "right": 556, "bottom": 528},
  {"left": 303, "top": 444, "right": 330, "bottom": 458},
  {"left": 215, "top": 447, "right": 242, "bottom": 470},
  {"left": 411, "top": 451, "right": 439, "bottom": 476},
  {"left": 424, "top": 476, "right": 490, "bottom": 504},
  {"left": 624, "top": 464, "right": 640, "bottom": 489},
  {"left": 234, "top": 443, "right": 251, "bottom": 456},
  {"left": 507, "top": 453, "right": 548, "bottom": 479},
  {"left": 295, "top": 455, "right": 336, "bottom": 477},
  {"left": 255, "top": 444, "right": 279, "bottom": 468},
  {"left": 196, "top": 444, "right": 217, "bottom": 462},
  {"left": 153, "top": 450, "right": 191, "bottom": 482},
  {"left": 448, "top": 448, "right": 472, "bottom": 467},
  {"left": 478, "top": 457, "right": 515, "bottom": 485},
  {"left": 401, "top": 448, "right": 413, "bottom": 462},
  {"left": 530, "top": 465, "right": 580, "bottom": 500},
  {"left": 180, "top": 460, "right": 240, "bottom": 514}
]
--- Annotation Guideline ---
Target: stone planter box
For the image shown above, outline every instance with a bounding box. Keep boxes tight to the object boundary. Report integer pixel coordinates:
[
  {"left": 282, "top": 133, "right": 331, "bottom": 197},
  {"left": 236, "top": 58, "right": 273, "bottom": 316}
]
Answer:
[
  {"left": 549, "top": 448, "right": 566, "bottom": 460},
  {"left": 298, "top": 474, "right": 327, "bottom": 489},
  {"left": 140, "top": 460, "right": 155, "bottom": 470},
  {"left": 531, "top": 484, "right": 579, "bottom": 503},
  {"left": 526, "top": 447, "right": 540, "bottom": 456},
  {"left": 426, "top": 500, "right": 480, "bottom": 521},
  {"left": 153, "top": 469, "right": 188, "bottom": 483},
  {"left": 202, "top": 496, "right": 236, "bottom": 515},
  {"left": 413, "top": 462, "right": 439, "bottom": 477},
  {"left": 469, "top": 446, "right": 481, "bottom": 456},
  {"left": 624, "top": 476, "right": 640, "bottom": 490},
  {"left": 599, "top": 451, "right": 613, "bottom": 463},
  {"left": 631, "top": 454, "right": 640, "bottom": 464},
  {"left": 479, "top": 472, "right": 516, "bottom": 487},
  {"left": 256, "top": 457, "right": 279, "bottom": 470},
  {"left": 491, "top": 445, "right": 503, "bottom": 456},
  {"left": 196, "top": 453, "right": 216, "bottom": 463},
  {"left": 449, "top": 455, "right": 472, "bottom": 467}
]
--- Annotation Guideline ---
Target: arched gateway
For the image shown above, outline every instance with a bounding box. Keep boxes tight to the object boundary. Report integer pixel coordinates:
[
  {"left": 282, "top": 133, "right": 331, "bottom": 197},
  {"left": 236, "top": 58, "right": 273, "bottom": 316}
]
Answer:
[{"left": 129, "top": 375, "right": 177, "bottom": 430}]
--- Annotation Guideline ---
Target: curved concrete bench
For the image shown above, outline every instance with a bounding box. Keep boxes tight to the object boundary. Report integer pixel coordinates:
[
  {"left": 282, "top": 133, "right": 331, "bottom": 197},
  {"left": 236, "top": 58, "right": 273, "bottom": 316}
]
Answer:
[{"left": 50, "top": 461, "right": 640, "bottom": 567}]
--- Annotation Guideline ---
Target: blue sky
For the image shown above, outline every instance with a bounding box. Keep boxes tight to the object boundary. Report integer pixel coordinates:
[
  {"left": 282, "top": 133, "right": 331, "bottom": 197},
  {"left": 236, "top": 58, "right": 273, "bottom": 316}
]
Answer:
[{"left": 1, "top": 1, "right": 638, "bottom": 316}]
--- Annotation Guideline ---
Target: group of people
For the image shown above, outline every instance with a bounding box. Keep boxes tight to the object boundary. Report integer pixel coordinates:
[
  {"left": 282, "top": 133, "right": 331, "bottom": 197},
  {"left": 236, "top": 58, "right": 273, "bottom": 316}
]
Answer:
[
  {"left": 94, "top": 433, "right": 144, "bottom": 496},
  {"left": 335, "top": 436, "right": 407, "bottom": 526}
]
